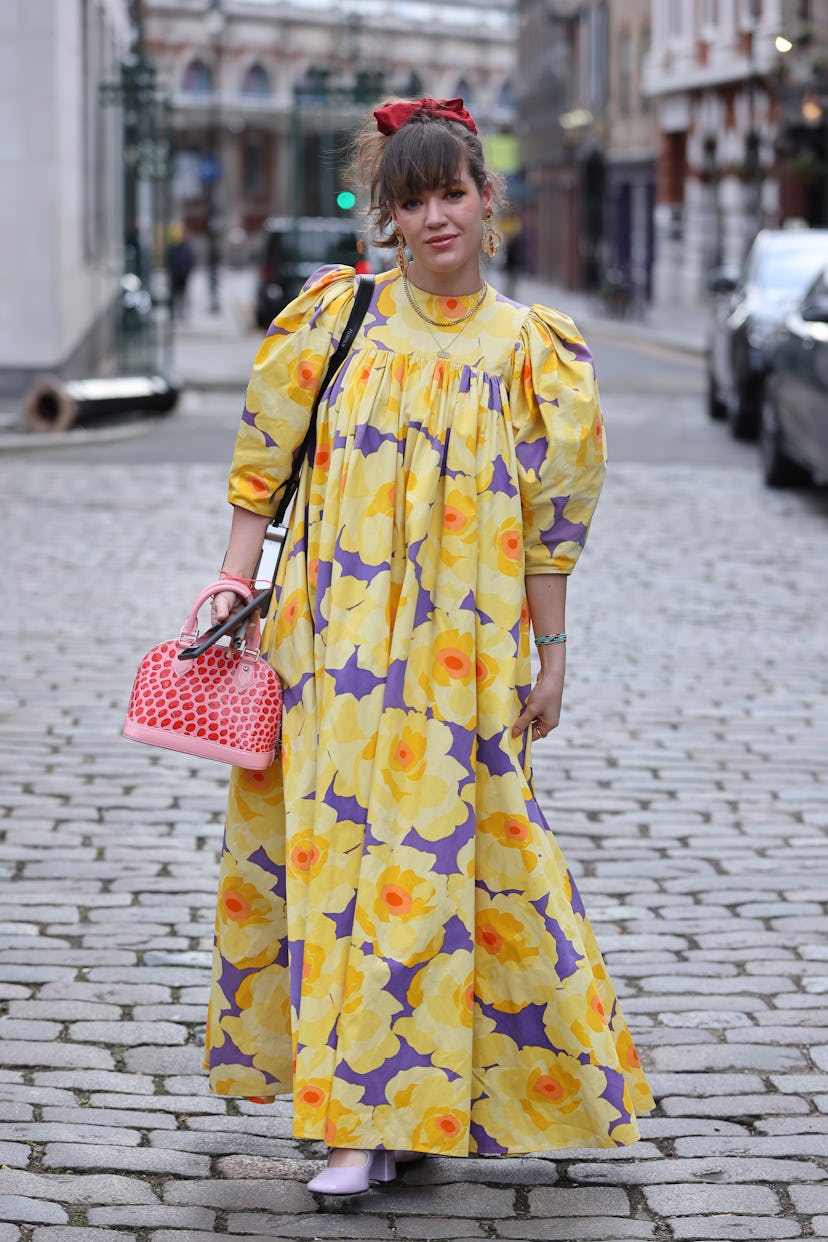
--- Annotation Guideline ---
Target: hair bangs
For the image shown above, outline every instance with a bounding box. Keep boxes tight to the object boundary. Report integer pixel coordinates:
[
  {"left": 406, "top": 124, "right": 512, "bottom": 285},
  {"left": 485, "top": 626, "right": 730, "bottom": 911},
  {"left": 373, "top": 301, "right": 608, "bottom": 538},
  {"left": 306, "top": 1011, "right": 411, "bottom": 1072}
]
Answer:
[{"left": 381, "top": 122, "right": 471, "bottom": 206}]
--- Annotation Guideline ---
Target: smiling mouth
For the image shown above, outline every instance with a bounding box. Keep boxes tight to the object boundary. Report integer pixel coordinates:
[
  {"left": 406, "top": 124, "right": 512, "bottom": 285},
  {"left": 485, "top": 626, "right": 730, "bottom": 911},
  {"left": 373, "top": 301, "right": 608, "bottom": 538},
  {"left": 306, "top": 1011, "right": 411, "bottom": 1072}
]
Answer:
[{"left": 427, "top": 235, "right": 457, "bottom": 245}]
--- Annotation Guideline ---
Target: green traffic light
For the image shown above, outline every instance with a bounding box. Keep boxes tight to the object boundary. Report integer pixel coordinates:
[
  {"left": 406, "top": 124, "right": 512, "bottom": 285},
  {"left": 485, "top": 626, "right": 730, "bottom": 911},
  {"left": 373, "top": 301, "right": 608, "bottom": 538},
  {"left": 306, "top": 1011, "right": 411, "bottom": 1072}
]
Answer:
[{"left": 336, "top": 190, "right": 356, "bottom": 211}]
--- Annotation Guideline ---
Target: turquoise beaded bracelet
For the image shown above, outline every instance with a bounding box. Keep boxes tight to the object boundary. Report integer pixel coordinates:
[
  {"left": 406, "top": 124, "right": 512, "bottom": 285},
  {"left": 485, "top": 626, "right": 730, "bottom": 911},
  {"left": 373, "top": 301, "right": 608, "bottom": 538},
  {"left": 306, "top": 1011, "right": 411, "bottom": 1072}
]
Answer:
[{"left": 534, "top": 632, "right": 567, "bottom": 647}]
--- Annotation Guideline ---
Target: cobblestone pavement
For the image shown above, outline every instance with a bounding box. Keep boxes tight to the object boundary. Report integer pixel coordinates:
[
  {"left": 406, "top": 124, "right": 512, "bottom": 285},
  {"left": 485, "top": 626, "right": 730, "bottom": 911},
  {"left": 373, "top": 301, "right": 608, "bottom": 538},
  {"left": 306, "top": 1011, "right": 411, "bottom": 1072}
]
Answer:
[{"left": 2, "top": 339, "right": 828, "bottom": 1242}]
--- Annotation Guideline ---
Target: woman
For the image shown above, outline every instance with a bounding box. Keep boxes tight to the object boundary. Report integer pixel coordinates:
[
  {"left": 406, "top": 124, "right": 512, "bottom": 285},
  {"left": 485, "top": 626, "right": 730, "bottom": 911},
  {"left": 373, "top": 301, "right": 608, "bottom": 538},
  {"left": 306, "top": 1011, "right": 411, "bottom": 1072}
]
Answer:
[{"left": 205, "top": 97, "right": 654, "bottom": 1194}]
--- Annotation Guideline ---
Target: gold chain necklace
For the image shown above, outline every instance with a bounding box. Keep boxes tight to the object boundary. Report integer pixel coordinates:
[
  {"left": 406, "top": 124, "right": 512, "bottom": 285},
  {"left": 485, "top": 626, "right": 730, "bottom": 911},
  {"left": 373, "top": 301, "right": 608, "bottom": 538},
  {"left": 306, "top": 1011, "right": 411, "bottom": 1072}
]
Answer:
[{"left": 403, "top": 274, "right": 487, "bottom": 327}]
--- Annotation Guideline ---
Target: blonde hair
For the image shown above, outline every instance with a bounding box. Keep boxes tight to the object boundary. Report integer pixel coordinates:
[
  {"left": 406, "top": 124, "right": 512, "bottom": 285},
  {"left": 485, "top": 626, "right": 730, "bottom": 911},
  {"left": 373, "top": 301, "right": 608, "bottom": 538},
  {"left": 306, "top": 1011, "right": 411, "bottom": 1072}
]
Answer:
[{"left": 348, "top": 98, "right": 506, "bottom": 249}]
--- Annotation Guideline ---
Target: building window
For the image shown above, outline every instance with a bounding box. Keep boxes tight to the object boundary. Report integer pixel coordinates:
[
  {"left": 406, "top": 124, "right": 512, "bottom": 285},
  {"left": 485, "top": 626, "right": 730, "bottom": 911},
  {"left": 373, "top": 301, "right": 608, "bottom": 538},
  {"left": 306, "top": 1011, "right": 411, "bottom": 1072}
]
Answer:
[
  {"left": 703, "top": 0, "right": 718, "bottom": 26},
  {"left": 182, "top": 58, "right": 213, "bottom": 94},
  {"left": 619, "top": 31, "right": 632, "bottom": 116},
  {"left": 243, "top": 137, "right": 263, "bottom": 197},
  {"left": 640, "top": 23, "right": 651, "bottom": 112},
  {"left": 668, "top": 0, "right": 683, "bottom": 37},
  {"left": 241, "top": 63, "right": 270, "bottom": 97}
]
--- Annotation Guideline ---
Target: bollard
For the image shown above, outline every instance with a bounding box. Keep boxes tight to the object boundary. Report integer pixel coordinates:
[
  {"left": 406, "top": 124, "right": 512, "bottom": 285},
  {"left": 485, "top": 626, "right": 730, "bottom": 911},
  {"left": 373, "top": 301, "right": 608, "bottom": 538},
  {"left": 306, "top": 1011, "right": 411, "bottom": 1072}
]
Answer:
[{"left": 23, "top": 374, "right": 179, "bottom": 433}]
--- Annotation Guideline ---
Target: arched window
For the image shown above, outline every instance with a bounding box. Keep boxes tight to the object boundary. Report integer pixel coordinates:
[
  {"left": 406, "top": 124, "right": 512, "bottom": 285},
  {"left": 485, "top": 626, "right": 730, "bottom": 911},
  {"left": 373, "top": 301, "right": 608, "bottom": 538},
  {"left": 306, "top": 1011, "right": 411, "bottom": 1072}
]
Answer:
[
  {"left": 499, "top": 80, "right": 515, "bottom": 109},
  {"left": 455, "top": 76, "right": 473, "bottom": 103},
  {"left": 182, "top": 58, "right": 213, "bottom": 95},
  {"left": 297, "top": 66, "right": 328, "bottom": 100},
  {"left": 242, "top": 62, "right": 270, "bottom": 97}
]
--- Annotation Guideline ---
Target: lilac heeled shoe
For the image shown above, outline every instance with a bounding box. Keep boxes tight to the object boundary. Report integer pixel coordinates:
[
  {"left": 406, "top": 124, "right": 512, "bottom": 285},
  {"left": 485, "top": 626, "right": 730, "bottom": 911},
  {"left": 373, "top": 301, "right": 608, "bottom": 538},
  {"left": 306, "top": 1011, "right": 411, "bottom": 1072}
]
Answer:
[{"left": 307, "top": 1148, "right": 396, "bottom": 1195}]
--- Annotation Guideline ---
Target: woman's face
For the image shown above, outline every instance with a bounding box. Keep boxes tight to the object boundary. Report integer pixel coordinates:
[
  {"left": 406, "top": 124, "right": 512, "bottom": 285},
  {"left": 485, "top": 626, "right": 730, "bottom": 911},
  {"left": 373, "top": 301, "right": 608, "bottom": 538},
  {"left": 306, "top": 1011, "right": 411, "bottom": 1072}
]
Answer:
[{"left": 391, "top": 164, "right": 492, "bottom": 292}]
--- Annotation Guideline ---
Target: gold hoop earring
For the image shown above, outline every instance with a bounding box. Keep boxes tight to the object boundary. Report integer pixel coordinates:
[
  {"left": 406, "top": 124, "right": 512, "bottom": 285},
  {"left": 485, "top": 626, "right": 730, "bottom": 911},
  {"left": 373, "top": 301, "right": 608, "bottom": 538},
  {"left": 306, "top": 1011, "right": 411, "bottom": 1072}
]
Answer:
[
  {"left": 395, "top": 229, "right": 409, "bottom": 275},
  {"left": 481, "top": 212, "right": 501, "bottom": 259}
]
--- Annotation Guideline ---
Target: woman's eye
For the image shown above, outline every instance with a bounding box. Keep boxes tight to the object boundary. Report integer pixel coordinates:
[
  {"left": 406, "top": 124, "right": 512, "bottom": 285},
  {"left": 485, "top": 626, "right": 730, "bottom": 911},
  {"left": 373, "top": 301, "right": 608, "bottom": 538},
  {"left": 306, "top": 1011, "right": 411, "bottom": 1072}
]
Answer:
[
  {"left": 401, "top": 199, "right": 420, "bottom": 211},
  {"left": 447, "top": 189, "right": 466, "bottom": 200}
]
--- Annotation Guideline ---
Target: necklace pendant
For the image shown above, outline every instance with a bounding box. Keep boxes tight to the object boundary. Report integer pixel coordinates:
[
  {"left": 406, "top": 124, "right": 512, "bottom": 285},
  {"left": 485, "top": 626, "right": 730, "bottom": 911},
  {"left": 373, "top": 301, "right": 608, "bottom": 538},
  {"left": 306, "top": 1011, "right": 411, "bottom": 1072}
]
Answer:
[{"left": 437, "top": 348, "right": 450, "bottom": 359}]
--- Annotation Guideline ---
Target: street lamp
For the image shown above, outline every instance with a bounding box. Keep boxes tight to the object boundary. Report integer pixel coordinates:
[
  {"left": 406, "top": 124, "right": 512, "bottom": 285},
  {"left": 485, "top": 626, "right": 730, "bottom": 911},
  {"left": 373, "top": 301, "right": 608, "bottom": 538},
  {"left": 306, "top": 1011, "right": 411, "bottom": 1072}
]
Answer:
[{"left": 205, "top": 0, "right": 225, "bottom": 314}]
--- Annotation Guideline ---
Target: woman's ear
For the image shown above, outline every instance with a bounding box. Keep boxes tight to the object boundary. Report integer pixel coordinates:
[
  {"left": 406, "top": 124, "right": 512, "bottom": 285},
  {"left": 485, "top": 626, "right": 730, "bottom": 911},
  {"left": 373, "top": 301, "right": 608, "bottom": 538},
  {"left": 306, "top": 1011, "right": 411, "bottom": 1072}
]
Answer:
[{"left": 482, "top": 182, "right": 493, "bottom": 215}]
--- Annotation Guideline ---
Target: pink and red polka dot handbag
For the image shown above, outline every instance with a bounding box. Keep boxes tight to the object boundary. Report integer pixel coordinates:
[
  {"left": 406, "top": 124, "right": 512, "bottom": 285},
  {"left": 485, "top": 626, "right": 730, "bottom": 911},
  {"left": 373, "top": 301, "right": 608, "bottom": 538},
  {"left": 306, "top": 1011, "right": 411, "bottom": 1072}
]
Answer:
[{"left": 123, "top": 581, "right": 282, "bottom": 770}]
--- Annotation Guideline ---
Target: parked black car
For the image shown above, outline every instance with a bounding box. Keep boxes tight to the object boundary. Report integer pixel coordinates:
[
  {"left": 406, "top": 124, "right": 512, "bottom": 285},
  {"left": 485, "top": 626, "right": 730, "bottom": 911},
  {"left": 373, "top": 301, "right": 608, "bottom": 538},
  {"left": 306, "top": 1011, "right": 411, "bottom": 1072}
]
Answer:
[
  {"left": 255, "top": 217, "right": 362, "bottom": 329},
  {"left": 760, "top": 264, "right": 828, "bottom": 487},
  {"left": 706, "top": 228, "right": 828, "bottom": 439}
]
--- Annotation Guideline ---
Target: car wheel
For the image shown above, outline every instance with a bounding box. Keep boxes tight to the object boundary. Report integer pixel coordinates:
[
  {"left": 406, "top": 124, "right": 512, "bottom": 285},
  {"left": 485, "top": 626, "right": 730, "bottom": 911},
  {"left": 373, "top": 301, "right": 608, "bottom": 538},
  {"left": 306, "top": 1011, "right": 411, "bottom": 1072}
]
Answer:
[
  {"left": 706, "top": 367, "right": 727, "bottom": 421},
  {"left": 759, "top": 394, "right": 810, "bottom": 488},
  {"left": 728, "top": 380, "right": 761, "bottom": 440}
]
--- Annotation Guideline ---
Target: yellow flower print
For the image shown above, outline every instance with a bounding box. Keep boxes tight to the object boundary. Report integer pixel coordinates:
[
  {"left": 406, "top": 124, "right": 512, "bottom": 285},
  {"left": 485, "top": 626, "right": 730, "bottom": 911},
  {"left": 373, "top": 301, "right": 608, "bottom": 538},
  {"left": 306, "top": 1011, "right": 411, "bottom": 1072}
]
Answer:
[
  {"left": 324, "top": 1093, "right": 366, "bottom": 1148},
  {"left": 475, "top": 650, "right": 499, "bottom": 692},
  {"left": 275, "top": 587, "right": 309, "bottom": 644},
  {"left": 412, "top": 1106, "right": 467, "bottom": 1151},
  {"left": 374, "top": 710, "right": 470, "bottom": 842},
  {"left": 527, "top": 1063, "right": 582, "bottom": 1115},
  {"left": 373, "top": 1070, "right": 469, "bottom": 1156},
  {"left": 615, "top": 1028, "right": 643, "bottom": 1074},
  {"left": 336, "top": 953, "right": 402, "bottom": 1073},
  {"left": 367, "top": 480, "right": 396, "bottom": 519},
  {"left": 220, "top": 965, "right": 292, "bottom": 1087},
  {"left": 215, "top": 857, "right": 283, "bottom": 971},
  {"left": 395, "top": 951, "right": 473, "bottom": 1075},
  {"left": 287, "top": 350, "right": 324, "bottom": 406},
  {"left": 433, "top": 628, "right": 475, "bottom": 687},
  {"left": 287, "top": 830, "right": 328, "bottom": 882},
  {"left": 294, "top": 1077, "right": 328, "bottom": 1133},
  {"left": 474, "top": 893, "right": 546, "bottom": 1008},
  {"left": 355, "top": 844, "right": 448, "bottom": 967},
  {"left": 475, "top": 906, "right": 531, "bottom": 965},
  {"left": 495, "top": 517, "right": 524, "bottom": 575},
  {"left": 373, "top": 864, "right": 435, "bottom": 923},
  {"left": 209, "top": 1064, "right": 276, "bottom": 1100}
]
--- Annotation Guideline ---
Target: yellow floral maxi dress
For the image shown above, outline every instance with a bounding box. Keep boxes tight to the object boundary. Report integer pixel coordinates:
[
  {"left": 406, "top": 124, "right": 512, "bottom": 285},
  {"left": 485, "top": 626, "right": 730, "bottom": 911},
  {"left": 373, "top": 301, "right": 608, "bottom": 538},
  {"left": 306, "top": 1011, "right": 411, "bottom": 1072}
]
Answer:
[{"left": 205, "top": 264, "right": 655, "bottom": 1155}]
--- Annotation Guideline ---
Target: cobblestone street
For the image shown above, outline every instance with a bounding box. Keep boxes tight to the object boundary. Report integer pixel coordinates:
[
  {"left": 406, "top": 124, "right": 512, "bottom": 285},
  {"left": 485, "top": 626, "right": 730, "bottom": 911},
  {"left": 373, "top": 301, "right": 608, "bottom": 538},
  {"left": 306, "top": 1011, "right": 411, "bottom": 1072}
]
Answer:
[{"left": 2, "top": 286, "right": 828, "bottom": 1240}]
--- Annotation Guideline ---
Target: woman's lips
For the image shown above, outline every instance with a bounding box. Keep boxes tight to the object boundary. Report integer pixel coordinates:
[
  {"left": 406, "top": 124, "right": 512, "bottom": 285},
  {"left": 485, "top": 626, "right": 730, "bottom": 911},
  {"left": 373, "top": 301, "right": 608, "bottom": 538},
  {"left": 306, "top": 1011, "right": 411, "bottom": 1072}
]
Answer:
[{"left": 426, "top": 235, "right": 457, "bottom": 249}]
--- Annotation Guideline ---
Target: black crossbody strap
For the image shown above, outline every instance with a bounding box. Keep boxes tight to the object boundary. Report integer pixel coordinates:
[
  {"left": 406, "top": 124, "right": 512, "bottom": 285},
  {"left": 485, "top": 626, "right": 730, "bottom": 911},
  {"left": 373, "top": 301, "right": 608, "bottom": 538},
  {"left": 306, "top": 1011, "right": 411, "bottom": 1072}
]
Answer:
[{"left": 179, "top": 274, "right": 375, "bottom": 659}]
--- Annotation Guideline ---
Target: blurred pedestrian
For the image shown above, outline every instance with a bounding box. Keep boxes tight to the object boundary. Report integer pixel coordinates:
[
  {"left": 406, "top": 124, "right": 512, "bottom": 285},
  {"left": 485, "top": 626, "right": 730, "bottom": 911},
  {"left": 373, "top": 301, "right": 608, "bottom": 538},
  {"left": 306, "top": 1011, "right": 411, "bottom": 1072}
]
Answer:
[
  {"left": 167, "top": 222, "right": 194, "bottom": 322},
  {"left": 354, "top": 237, "right": 372, "bottom": 275},
  {"left": 205, "top": 95, "right": 654, "bottom": 1193}
]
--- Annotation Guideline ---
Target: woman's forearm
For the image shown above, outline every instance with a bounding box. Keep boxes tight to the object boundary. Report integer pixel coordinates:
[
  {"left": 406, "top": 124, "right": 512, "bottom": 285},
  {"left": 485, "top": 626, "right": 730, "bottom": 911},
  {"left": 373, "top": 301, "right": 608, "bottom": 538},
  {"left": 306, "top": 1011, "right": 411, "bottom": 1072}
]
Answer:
[
  {"left": 220, "top": 505, "right": 271, "bottom": 580},
  {"left": 525, "top": 573, "right": 567, "bottom": 669}
]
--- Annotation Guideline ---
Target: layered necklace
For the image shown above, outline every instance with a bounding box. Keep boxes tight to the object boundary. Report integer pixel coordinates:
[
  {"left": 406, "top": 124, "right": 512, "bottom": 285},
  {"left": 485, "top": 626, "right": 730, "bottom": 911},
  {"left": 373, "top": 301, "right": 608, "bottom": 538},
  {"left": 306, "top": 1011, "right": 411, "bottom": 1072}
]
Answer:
[{"left": 403, "top": 274, "right": 488, "bottom": 358}]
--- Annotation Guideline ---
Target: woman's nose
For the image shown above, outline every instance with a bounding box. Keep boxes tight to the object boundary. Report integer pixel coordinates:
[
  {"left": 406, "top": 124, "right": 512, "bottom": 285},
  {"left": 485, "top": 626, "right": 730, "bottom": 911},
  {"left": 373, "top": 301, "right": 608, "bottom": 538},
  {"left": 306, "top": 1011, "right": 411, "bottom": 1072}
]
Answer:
[{"left": 424, "top": 195, "right": 447, "bottom": 225}]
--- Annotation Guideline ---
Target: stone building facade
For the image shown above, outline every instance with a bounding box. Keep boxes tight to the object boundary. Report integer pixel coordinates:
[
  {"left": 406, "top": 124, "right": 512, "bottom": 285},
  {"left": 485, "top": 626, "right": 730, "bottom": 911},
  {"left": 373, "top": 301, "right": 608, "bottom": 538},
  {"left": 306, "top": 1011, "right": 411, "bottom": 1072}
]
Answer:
[
  {"left": 645, "top": 0, "right": 828, "bottom": 306},
  {"left": 604, "top": 0, "right": 656, "bottom": 305},
  {"left": 0, "top": 0, "right": 131, "bottom": 397},
  {"left": 140, "top": 0, "right": 517, "bottom": 256},
  {"left": 516, "top": 0, "right": 656, "bottom": 299}
]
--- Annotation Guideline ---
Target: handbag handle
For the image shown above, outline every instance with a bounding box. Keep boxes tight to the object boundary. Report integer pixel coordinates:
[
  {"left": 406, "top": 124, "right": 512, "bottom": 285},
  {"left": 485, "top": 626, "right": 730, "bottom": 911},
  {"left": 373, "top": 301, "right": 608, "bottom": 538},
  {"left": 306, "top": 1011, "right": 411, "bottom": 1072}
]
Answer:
[
  {"left": 179, "top": 274, "right": 375, "bottom": 662},
  {"left": 178, "top": 579, "right": 262, "bottom": 658}
]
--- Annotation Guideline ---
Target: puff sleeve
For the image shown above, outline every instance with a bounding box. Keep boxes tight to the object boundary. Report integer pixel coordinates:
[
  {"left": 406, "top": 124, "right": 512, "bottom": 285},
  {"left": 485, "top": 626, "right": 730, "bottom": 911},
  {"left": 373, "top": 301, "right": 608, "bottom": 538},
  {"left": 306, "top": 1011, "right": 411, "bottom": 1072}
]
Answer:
[
  {"left": 508, "top": 305, "right": 607, "bottom": 575},
  {"left": 227, "top": 264, "right": 357, "bottom": 517}
]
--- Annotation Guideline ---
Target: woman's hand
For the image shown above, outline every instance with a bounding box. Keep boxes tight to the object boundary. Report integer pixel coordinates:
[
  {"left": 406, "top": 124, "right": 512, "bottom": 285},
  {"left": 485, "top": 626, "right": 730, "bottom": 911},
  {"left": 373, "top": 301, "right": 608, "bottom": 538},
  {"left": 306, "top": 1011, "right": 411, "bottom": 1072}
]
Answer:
[
  {"left": 511, "top": 665, "right": 565, "bottom": 741},
  {"left": 210, "top": 589, "right": 260, "bottom": 646}
]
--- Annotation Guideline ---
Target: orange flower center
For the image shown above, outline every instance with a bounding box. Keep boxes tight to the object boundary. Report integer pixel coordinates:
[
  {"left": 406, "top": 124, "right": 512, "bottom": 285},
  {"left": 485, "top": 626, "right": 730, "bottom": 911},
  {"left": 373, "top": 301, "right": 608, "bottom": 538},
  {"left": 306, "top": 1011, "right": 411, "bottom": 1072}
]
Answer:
[
  {"left": 533, "top": 1074, "right": 565, "bottom": 1101},
  {"left": 298, "top": 1085, "right": 325, "bottom": 1107},
  {"left": 223, "top": 891, "right": 251, "bottom": 921},
  {"left": 476, "top": 923, "right": 503, "bottom": 954},
  {"left": 500, "top": 531, "right": 521, "bottom": 560},
  {"left": 437, "top": 1113, "right": 461, "bottom": 1136},
  {"left": 438, "top": 649, "right": 470, "bottom": 679},
  {"left": 381, "top": 884, "right": 413, "bottom": 916}
]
